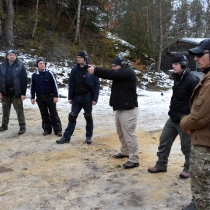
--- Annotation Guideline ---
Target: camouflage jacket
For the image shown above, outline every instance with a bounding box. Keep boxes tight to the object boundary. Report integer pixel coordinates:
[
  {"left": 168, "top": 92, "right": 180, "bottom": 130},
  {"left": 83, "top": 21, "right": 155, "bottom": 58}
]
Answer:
[{"left": 180, "top": 71, "right": 210, "bottom": 147}]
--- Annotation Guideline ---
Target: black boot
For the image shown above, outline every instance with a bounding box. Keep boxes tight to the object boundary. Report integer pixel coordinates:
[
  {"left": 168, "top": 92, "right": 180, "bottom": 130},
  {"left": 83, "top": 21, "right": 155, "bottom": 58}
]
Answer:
[
  {"left": 56, "top": 137, "right": 70, "bottom": 144},
  {"left": 55, "top": 131, "right": 62, "bottom": 137},
  {"left": 0, "top": 125, "right": 8, "bottom": 132},
  {"left": 86, "top": 137, "right": 92, "bottom": 144},
  {"left": 43, "top": 130, "right": 52, "bottom": 135},
  {"left": 123, "top": 161, "right": 139, "bottom": 169},
  {"left": 18, "top": 127, "right": 26, "bottom": 134},
  {"left": 182, "top": 202, "right": 196, "bottom": 210}
]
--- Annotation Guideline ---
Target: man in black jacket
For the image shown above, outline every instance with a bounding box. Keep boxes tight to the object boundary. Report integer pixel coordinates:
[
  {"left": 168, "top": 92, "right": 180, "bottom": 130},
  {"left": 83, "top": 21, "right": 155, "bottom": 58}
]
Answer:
[
  {"left": 0, "top": 49, "right": 27, "bottom": 134},
  {"left": 148, "top": 55, "right": 200, "bottom": 178},
  {"left": 30, "top": 57, "right": 62, "bottom": 136},
  {"left": 56, "top": 51, "right": 100, "bottom": 145},
  {"left": 88, "top": 56, "right": 139, "bottom": 169}
]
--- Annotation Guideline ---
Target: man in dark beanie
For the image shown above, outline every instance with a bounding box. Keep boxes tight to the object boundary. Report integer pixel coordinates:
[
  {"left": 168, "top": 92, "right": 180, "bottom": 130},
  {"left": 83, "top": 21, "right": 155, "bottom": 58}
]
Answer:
[
  {"left": 181, "top": 39, "right": 210, "bottom": 210},
  {"left": 56, "top": 50, "right": 99, "bottom": 145},
  {"left": 0, "top": 49, "right": 27, "bottom": 134},
  {"left": 30, "top": 57, "right": 62, "bottom": 136},
  {"left": 148, "top": 54, "right": 199, "bottom": 179},
  {"left": 88, "top": 56, "right": 139, "bottom": 169}
]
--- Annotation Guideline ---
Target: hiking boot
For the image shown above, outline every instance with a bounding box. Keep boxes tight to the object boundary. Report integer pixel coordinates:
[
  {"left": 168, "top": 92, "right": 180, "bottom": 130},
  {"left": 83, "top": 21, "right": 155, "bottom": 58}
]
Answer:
[
  {"left": 56, "top": 137, "right": 70, "bottom": 144},
  {"left": 114, "top": 153, "right": 129, "bottom": 158},
  {"left": 18, "top": 127, "right": 26, "bottom": 134},
  {"left": 86, "top": 137, "right": 92, "bottom": 144},
  {"left": 123, "top": 161, "right": 139, "bottom": 169},
  {"left": 0, "top": 125, "right": 8, "bottom": 132},
  {"left": 180, "top": 170, "right": 190, "bottom": 179},
  {"left": 182, "top": 202, "right": 196, "bottom": 210},
  {"left": 43, "top": 130, "right": 52, "bottom": 135},
  {"left": 55, "top": 131, "right": 62, "bottom": 137},
  {"left": 148, "top": 166, "right": 167, "bottom": 173}
]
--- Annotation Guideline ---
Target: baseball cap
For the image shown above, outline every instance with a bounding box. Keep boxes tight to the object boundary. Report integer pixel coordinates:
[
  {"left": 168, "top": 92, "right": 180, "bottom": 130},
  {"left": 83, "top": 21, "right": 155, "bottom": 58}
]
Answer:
[{"left": 189, "top": 39, "right": 210, "bottom": 55}]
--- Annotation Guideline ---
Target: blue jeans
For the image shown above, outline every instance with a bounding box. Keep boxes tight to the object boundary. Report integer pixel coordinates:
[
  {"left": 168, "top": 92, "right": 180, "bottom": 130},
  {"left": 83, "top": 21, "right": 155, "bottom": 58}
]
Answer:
[{"left": 63, "top": 93, "right": 93, "bottom": 140}]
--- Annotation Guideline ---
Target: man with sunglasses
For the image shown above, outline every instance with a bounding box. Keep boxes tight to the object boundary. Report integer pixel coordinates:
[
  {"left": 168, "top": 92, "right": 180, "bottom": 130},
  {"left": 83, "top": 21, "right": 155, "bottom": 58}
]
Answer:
[
  {"left": 181, "top": 39, "right": 210, "bottom": 210},
  {"left": 148, "top": 55, "right": 199, "bottom": 179},
  {"left": 88, "top": 56, "right": 139, "bottom": 169},
  {"left": 0, "top": 49, "right": 27, "bottom": 134}
]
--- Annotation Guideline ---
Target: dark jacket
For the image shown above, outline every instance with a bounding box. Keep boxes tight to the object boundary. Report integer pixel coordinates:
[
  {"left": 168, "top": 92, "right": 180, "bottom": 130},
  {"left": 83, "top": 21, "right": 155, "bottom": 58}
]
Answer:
[
  {"left": 68, "top": 64, "right": 100, "bottom": 102},
  {"left": 30, "top": 69, "right": 59, "bottom": 99},
  {"left": 0, "top": 59, "right": 27, "bottom": 97},
  {"left": 181, "top": 71, "right": 210, "bottom": 147},
  {"left": 168, "top": 68, "right": 200, "bottom": 122},
  {"left": 94, "top": 66, "right": 138, "bottom": 111}
]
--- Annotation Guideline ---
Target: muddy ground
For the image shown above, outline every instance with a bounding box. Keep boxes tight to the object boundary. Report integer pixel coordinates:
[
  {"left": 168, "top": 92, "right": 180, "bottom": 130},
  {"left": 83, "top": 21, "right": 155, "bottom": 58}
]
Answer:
[{"left": 0, "top": 100, "right": 192, "bottom": 210}]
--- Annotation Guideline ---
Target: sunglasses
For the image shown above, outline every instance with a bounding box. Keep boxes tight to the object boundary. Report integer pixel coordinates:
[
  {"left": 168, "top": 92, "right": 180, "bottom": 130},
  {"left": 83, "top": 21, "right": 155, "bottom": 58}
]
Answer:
[{"left": 195, "top": 52, "right": 210, "bottom": 58}]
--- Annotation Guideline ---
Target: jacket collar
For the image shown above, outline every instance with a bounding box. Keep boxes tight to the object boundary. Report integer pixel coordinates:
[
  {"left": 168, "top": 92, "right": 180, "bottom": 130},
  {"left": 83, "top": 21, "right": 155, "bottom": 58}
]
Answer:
[{"left": 36, "top": 69, "right": 46, "bottom": 74}]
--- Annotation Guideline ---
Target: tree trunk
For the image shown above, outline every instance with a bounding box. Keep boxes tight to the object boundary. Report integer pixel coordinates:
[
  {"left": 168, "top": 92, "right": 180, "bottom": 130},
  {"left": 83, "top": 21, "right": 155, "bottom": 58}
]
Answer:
[
  {"left": 0, "top": 0, "right": 3, "bottom": 37},
  {"left": 74, "top": 0, "right": 81, "bottom": 44},
  {"left": 5, "top": 0, "right": 15, "bottom": 46},
  {"left": 46, "top": 0, "right": 63, "bottom": 30},
  {"left": 145, "top": 0, "right": 149, "bottom": 33},
  {"left": 32, "top": 0, "right": 39, "bottom": 38},
  {"left": 156, "top": 0, "right": 163, "bottom": 72}
]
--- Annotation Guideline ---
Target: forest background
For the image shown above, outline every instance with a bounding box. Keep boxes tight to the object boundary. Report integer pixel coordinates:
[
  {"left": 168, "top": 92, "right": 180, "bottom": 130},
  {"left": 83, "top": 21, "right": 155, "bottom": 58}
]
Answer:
[{"left": 0, "top": 0, "right": 209, "bottom": 71}]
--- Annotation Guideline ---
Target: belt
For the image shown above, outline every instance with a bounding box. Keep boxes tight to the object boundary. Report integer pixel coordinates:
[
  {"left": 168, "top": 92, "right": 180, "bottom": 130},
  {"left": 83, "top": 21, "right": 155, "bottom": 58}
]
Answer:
[
  {"left": 37, "top": 93, "right": 53, "bottom": 98},
  {"left": 76, "top": 92, "right": 90, "bottom": 96},
  {"left": 124, "top": 107, "right": 135, "bottom": 110}
]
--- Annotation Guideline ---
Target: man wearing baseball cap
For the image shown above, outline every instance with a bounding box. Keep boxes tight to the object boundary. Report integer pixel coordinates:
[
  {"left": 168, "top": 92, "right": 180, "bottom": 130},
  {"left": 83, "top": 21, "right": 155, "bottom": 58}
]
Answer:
[
  {"left": 88, "top": 55, "right": 139, "bottom": 169},
  {"left": 181, "top": 39, "right": 210, "bottom": 210},
  {"left": 0, "top": 49, "right": 27, "bottom": 134}
]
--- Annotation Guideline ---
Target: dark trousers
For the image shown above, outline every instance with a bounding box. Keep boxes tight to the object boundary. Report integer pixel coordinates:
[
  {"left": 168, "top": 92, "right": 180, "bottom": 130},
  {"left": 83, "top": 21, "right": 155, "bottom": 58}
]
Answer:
[
  {"left": 63, "top": 93, "right": 93, "bottom": 140},
  {"left": 1, "top": 96, "right": 26, "bottom": 128},
  {"left": 36, "top": 96, "right": 62, "bottom": 133},
  {"left": 155, "top": 118, "right": 191, "bottom": 171}
]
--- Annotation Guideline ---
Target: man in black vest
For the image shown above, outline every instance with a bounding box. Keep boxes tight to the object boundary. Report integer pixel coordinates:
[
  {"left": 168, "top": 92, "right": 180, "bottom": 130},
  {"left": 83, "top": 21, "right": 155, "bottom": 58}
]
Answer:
[
  {"left": 30, "top": 57, "right": 62, "bottom": 136},
  {"left": 0, "top": 49, "right": 27, "bottom": 134}
]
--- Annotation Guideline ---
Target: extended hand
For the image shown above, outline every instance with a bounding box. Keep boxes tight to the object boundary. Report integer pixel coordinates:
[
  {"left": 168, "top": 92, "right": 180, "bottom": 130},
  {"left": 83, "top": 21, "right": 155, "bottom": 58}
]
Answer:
[
  {"left": 69, "top": 100, "right": 72, "bottom": 104},
  {"left": 88, "top": 65, "right": 95, "bottom": 74},
  {"left": 0, "top": 93, "right": 2, "bottom": 100}
]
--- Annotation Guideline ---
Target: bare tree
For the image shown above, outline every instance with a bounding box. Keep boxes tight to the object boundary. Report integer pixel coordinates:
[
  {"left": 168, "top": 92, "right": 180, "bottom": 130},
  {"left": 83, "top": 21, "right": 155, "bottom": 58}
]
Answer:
[
  {"left": 32, "top": 0, "right": 39, "bottom": 38},
  {"left": 74, "top": 0, "right": 81, "bottom": 44},
  {"left": 5, "top": 0, "right": 15, "bottom": 46},
  {"left": 156, "top": 0, "right": 163, "bottom": 72},
  {"left": 0, "top": 0, "right": 3, "bottom": 37},
  {"left": 46, "top": 0, "right": 63, "bottom": 30}
]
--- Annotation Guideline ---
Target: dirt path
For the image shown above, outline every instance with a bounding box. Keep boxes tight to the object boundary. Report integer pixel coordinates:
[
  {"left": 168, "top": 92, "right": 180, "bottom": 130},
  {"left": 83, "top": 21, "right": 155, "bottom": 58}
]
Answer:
[{"left": 0, "top": 105, "right": 192, "bottom": 210}]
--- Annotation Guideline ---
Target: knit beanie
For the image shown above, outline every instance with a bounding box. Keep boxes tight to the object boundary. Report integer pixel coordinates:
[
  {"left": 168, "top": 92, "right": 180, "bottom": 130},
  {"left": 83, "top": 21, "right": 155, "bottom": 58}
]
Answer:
[
  {"left": 6, "top": 49, "right": 17, "bottom": 58},
  {"left": 36, "top": 57, "right": 45, "bottom": 66},
  {"left": 77, "top": 51, "right": 88, "bottom": 63}
]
